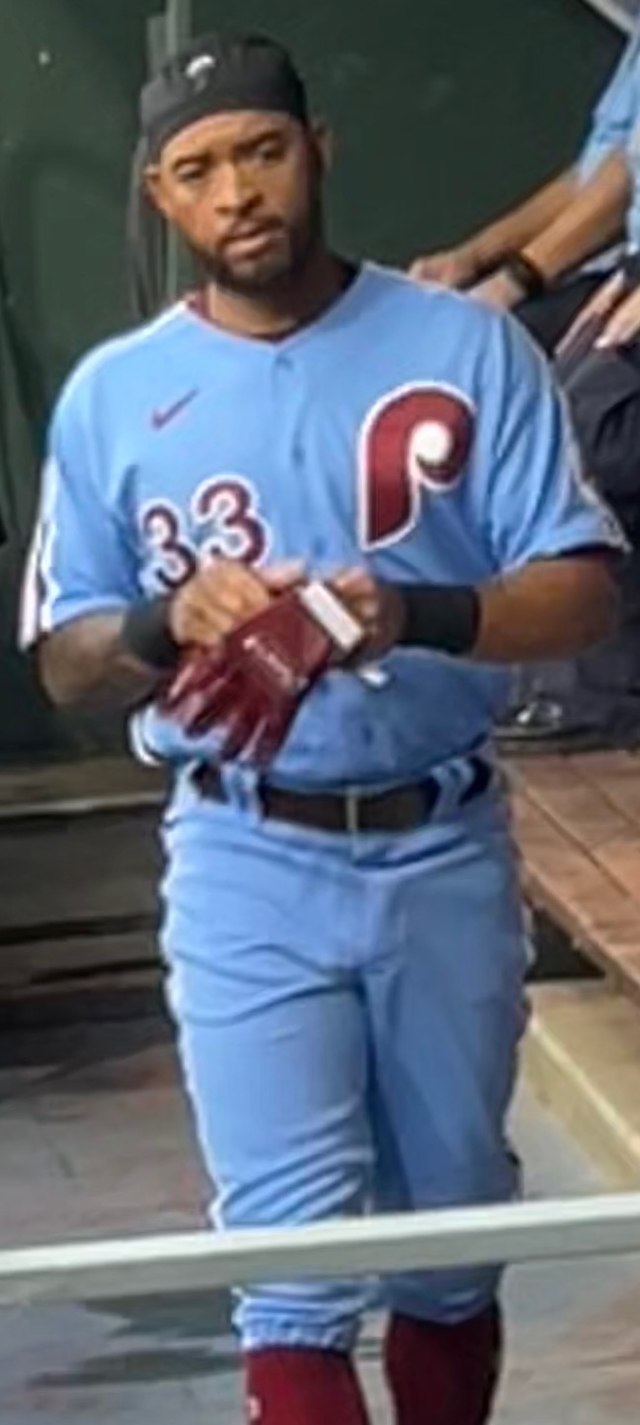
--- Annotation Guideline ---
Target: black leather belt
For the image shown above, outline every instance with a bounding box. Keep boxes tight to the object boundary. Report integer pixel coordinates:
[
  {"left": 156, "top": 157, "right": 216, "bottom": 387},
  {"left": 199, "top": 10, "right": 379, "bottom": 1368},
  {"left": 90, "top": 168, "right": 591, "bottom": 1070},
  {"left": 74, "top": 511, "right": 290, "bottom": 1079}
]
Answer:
[{"left": 192, "top": 755, "right": 492, "bottom": 835}]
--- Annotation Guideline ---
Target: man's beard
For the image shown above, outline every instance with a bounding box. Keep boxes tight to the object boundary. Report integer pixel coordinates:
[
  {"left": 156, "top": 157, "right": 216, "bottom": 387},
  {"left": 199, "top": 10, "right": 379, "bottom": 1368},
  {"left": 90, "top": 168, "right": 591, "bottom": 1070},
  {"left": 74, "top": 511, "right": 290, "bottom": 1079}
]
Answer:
[{"left": 190, "top": 194, "right": 324, "bottom": 297}]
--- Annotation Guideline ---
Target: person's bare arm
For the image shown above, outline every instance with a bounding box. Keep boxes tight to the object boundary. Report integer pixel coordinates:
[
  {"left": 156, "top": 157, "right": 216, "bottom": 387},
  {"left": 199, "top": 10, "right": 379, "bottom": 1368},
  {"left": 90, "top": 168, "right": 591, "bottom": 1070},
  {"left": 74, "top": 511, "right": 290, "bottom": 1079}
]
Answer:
[
  {"left": 38, "top": 611, "right": 157, "bottom": 709},
  {"left": 471, "top": 150, "right": 631, "bottom": 310},
  {"left": 333, "top": 555, "right": 618, "bottom": 663},
  {"left": 460, "top": 169, "right": 579, "bottom": 279},
  {"left": 521, "top": 149, "right": 630, "bottom": 284},
  {"left": 410, "top": 168, "right": 577, "bottom": 285},
  {"left": 471, "top": 555, "right": 617, "bottom": 660}
]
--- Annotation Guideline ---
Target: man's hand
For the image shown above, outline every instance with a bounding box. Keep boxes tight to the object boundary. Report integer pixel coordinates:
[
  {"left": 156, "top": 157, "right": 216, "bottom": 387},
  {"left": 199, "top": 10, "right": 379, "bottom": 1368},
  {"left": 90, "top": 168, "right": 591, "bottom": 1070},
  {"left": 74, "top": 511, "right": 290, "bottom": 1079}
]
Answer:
[
  {"left": 469, "top": 268, "right": 523, "bottom": 311},
  {"left": 409, "top": 246, "right": 480, "bottom": 289},
  {"left": 163, "top": 581, "right": 365, "bottom": 766},
  {"left": 332, "top": 569, "right": 405, "bottom": 660},
  {"left": 556, "top": 269, "right": 625, "bottom": 362},
  {"left": 168, "top": 558, "right": 304, "bottom": 648},
  {"left": 597, "top": 280, "right": 640, "bottom": 349}
]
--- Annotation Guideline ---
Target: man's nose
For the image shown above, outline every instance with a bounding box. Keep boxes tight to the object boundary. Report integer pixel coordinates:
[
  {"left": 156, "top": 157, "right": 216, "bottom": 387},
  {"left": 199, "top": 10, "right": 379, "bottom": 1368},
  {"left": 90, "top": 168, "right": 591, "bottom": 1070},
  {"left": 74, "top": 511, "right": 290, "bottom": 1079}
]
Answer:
[{"left": 213, "top": 161, "right": 259, "bottom": 215}]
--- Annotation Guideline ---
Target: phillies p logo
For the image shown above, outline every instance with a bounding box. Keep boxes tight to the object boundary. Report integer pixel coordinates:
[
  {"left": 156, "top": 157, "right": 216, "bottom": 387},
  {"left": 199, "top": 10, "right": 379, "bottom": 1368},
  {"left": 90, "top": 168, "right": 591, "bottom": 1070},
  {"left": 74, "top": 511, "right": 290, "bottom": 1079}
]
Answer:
[{"left": 358, "top": 384, "right": 475, "bottom": 549}]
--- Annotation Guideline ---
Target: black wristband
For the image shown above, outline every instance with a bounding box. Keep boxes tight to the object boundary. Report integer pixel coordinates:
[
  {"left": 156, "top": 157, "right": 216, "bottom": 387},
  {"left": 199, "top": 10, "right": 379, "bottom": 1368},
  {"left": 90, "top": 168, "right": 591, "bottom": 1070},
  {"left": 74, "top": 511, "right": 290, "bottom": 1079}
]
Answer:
[
  {"left": 121, "top": 596, "right": 181, "bottom": 671},
  {"left": 503, "top": 250, "right": 546, "bottom": 301},
  {"left": 394, "top": 583, "right": 480, "bottom": 656}
]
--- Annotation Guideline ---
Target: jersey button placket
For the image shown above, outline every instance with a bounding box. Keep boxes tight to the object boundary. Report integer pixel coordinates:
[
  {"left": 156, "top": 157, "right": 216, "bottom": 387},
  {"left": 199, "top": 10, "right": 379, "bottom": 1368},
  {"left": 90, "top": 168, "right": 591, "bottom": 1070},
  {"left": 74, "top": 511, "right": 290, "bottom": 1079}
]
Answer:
[{"left": 271, "top": 351, "right": 320, "bottom": 562}]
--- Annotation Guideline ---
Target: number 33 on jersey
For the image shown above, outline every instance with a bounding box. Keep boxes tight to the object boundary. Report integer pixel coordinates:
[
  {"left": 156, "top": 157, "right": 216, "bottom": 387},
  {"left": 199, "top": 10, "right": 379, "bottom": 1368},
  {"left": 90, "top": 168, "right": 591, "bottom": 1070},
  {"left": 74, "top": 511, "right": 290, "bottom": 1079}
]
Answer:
[{"left": 20, "top": 263, "right": 623, "bottom": 648}]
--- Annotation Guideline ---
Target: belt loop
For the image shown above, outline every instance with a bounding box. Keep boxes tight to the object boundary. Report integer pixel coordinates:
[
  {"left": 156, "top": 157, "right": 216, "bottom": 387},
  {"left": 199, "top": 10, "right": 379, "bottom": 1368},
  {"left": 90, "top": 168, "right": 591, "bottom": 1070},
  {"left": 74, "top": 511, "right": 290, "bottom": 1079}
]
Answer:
[
  {"left": 221, "top": 763, "right": 263, "bottom": 818},
  {"left": 253, "top": 773, "right": 268, "bottom": 820},
  {"left": 427, "top": 762, "right": 456, "bottom": 820},
  {"left": 426, "top": 753, "right": 492, "bottom": 823},
  {"left": 459, "top": 754, "right": 493, "bottom": 805},
  {"left": 345, "top": 787, "right": 361, "bottom": 837}
]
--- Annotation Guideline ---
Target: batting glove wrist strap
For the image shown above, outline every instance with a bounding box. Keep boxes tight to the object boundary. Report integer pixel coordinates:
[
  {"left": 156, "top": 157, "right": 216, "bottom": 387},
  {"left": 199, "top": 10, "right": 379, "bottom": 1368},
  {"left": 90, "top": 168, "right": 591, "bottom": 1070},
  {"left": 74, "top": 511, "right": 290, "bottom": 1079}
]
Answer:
[{"left": 296, "top": 581, "right": 364, "bottom": 656}]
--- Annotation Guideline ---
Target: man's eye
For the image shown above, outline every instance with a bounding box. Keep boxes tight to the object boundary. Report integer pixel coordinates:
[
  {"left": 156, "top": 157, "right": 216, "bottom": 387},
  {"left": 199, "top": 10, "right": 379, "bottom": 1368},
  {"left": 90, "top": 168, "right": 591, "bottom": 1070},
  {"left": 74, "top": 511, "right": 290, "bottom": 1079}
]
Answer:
[
  {"left": 254, "top": 143, "right": 284, "bottom": 164},
  {"left": 179, "top": 167, "right": 207, "bottom": 185}
]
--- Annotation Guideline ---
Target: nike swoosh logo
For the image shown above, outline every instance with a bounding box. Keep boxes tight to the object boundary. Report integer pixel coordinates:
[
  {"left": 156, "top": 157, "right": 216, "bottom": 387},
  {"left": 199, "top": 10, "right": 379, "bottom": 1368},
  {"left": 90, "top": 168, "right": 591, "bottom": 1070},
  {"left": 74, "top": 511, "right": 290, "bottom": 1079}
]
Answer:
[{"left": 152, "top": 389, "right": 199, "bottom": 430}]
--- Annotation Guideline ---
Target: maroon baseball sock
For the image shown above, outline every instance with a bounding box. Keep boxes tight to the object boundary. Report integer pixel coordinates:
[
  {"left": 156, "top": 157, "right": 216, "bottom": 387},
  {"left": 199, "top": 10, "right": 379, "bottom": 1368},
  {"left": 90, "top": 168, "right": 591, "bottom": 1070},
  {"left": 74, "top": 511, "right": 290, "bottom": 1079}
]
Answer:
[
  {"left": 245, "top": 1346, "right": 371, "bottom": 1424},
  {"left": 384, "top": 1304, "right": 502, "bottom": 1425}
]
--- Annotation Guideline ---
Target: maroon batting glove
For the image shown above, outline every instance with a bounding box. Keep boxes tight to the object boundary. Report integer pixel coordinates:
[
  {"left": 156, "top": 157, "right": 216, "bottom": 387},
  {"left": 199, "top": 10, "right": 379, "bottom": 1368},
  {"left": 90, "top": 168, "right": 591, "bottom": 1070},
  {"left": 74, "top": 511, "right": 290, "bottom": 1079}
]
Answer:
[{"left": 162, "top": 582, "right": 364, "bottom": 765}]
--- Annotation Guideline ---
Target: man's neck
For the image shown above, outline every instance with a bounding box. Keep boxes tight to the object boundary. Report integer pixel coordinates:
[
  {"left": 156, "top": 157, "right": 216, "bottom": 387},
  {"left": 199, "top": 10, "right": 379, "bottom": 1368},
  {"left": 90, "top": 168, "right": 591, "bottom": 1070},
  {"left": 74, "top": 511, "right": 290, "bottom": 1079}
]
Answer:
[{"left": 204, "top": 251, "right": 354, "bottom": 340}]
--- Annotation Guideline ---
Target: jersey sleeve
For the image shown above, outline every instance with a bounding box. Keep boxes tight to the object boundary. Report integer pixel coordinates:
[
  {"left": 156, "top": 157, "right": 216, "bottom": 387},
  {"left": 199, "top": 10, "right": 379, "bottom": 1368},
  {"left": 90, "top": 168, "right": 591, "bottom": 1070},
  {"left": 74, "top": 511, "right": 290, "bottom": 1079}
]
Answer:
[
  {"left": 19, "top": 369, "right": 140, "bottom": 649},
  {"left": 479, "top": 311, "right": 628, "bottom": 573},
  {"left": 577, "top": 24, "right": 640, "bottom": 180}
]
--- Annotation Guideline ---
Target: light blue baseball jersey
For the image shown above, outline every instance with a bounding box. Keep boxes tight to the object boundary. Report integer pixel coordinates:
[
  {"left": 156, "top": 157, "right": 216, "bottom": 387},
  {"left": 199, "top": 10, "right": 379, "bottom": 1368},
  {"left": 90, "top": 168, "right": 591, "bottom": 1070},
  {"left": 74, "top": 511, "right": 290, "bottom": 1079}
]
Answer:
[{"left": 21, "top": 264, "right": 623, "bottom": 789}]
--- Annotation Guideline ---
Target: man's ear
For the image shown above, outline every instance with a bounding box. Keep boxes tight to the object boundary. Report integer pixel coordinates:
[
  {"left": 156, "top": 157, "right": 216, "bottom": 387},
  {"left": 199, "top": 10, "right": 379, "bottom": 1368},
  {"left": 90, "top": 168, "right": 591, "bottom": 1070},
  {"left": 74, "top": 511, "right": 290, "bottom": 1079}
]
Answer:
[
  {"left": 143, "top": 165, "right": 171, "bottom": 219},
  {"left": 310, "top": 120, "right": 334, "bottom": 175}
]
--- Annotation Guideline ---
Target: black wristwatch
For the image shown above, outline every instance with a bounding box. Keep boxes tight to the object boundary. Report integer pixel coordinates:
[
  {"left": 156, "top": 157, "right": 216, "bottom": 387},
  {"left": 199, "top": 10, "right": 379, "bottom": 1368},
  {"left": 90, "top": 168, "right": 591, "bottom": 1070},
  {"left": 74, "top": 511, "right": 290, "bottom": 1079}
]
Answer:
[{"left": 502, "top": 250, "right": 547, "bottom": 301}]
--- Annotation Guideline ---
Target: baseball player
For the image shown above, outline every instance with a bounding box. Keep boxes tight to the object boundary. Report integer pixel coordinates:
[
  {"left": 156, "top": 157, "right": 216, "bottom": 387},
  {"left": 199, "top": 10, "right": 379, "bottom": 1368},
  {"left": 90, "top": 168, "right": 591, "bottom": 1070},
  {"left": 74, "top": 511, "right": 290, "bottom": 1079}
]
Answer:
[{"left": 20, "top": 33, "right": 623, "bottom": 1425}]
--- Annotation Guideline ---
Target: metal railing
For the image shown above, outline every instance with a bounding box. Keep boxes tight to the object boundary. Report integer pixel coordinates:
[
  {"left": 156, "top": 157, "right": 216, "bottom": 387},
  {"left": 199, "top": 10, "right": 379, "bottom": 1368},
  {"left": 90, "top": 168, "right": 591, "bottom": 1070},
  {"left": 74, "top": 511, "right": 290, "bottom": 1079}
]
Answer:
[{"left": 2, "top": 1192, "right": 640, "bottom": 1307}]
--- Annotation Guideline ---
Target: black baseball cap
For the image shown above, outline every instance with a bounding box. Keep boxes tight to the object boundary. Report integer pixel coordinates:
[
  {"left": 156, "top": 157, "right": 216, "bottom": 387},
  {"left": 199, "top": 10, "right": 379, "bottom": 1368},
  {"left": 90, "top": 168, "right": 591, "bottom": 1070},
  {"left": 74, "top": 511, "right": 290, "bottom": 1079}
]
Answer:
[{"left": 140, "top": 33, "right": 309, "bottom": 162}]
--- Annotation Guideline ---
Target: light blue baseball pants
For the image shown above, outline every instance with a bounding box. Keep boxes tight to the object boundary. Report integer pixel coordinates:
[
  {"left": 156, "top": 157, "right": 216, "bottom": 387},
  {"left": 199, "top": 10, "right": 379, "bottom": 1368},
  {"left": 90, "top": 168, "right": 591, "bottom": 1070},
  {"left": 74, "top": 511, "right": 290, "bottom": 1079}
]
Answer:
[{"left": 161, "top": 772, "right": 528, "bottom": 1352}]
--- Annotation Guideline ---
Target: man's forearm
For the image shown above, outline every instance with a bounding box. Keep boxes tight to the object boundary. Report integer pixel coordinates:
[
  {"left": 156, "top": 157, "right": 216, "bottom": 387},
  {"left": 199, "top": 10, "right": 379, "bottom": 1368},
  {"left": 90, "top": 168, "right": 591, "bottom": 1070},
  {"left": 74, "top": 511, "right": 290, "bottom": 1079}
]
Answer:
[
  {"left": 461, "top": 169, "right": 578, "bottom": 275},
  {"left": 473, "top": 556, "right": 618, "bottom": 663},
  {"left": 35, "top": 564, "right": 307, "bottom": 710},
  {"left": 38, "top": 613, "right": 161, "bottom": 710},
  {"left": 521, "top": 150, "right": 630, "bottom": 285}
]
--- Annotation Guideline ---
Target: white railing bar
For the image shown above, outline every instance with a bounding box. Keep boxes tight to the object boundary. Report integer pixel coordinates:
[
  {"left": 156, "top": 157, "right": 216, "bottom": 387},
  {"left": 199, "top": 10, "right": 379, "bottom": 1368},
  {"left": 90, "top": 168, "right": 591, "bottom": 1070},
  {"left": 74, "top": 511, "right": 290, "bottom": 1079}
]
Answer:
[{"left": 2, "top": 1192, "right": 640, "bottom": 1306}]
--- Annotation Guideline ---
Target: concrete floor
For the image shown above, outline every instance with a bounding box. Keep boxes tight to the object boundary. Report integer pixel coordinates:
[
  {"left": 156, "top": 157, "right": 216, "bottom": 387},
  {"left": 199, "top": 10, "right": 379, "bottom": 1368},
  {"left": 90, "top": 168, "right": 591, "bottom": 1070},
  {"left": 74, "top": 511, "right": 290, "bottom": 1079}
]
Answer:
[{"left": 1, "top": 1012, "right": 640, "bottom": 1424}]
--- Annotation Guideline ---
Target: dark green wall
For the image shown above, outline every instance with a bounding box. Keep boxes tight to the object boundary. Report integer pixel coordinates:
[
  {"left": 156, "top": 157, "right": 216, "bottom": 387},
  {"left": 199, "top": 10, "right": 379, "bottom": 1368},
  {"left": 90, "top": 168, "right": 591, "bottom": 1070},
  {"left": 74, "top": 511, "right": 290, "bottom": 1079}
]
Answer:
[
  {"left": 196, "top": 0, "right": 623, "bottom": 262},
  {"left": 0, "top": 0, "right": 623, "bottom": 761}
]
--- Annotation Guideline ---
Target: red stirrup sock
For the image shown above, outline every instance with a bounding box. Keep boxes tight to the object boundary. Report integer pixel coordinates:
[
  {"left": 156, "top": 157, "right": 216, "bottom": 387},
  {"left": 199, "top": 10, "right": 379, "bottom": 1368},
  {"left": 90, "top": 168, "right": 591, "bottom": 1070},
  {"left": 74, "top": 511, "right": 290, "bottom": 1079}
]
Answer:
[
  {"left": 384, "top": 1304, "right": 503, "bottom": 1425},
  {"left": 245, "top": 1346, "right": 371, "bottom": 1425}
]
